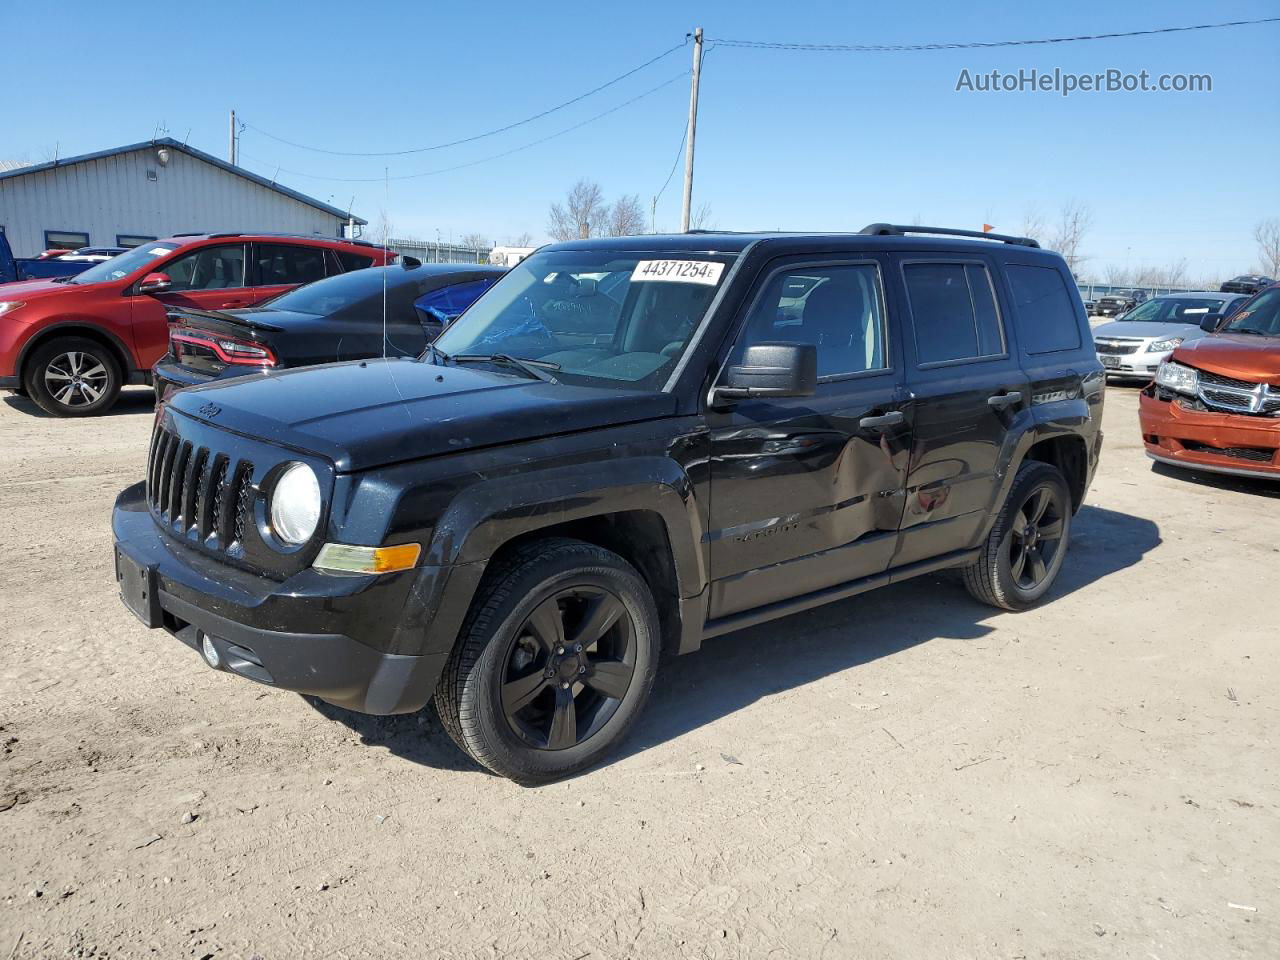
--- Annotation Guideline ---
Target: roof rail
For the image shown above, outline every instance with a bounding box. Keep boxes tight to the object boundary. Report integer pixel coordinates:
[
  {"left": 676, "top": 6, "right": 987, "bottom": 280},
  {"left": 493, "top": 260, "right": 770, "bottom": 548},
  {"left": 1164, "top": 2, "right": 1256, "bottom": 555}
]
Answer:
[
  {"left": 860, "top": 223, "right": 1040, "bottom": 248},
  {"left": 203, "top": 231, "right": 373, "bottom": 245},
  {"left": 171, "top": 232, "right": 205, "bottom": 237}
]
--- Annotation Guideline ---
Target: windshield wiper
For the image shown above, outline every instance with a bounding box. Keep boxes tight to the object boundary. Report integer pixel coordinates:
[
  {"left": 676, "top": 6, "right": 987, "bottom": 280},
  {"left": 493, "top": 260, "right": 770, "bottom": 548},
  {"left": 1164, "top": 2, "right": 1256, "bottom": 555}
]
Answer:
[
  {"left": 451, "top": 353, "right": 560, "bottom": 383},
  {"left": 50, "top": 275, "right": 77, "bottom": 283},
  {"left": 1226, "top": 327, "right": 1274, "bottom": 337}
]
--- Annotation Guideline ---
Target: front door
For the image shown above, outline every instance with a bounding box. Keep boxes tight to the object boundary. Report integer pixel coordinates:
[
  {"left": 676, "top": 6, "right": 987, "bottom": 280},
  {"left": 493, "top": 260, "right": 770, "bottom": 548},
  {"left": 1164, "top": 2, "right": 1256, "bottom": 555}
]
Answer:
[
  {"left": 892, "top": 256, "right": 1029, "bottom": 566},
  {"left": 706, "top": 258, "right": 912, "bottom": 620},
  {"left": 131, "top": 242, "right": 252, "bottom": 368}
]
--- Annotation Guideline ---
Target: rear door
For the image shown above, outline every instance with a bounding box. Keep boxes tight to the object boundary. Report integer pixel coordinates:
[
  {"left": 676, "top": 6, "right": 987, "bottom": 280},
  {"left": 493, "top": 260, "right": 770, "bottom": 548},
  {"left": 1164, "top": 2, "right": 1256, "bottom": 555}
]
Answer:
[
  {"left": 706, "top": 255, "right": 912, "bottom": 619},
  {"left": 132, "top": 242, "right": 251, "bottom": 368},
  {"left": 249, "top": 243, "right": 330, "bottom": 304},
  {"left": 891, "top": 255, "right": 1029, "bottom": 567}
]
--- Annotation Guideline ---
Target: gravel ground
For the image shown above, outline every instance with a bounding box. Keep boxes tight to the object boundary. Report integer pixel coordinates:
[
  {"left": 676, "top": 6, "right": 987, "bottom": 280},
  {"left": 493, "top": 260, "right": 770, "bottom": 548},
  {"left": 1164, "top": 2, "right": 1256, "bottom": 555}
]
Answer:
[{"left": 0, "top": 383, "right": 1276, "bottom": 960}]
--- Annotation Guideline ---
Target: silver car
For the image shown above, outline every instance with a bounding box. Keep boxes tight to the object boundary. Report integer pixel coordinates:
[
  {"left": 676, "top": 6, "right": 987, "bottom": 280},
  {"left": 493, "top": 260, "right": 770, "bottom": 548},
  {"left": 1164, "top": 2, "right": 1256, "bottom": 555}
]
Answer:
[{"left": 1092, "top": 292, "right": 1247, "bottom": 381}]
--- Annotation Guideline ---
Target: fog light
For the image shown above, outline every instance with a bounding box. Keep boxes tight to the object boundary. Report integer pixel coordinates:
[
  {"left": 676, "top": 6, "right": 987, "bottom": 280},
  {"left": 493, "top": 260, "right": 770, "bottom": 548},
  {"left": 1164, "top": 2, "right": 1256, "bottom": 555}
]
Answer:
[{"left": 200, "top": 633, "right": 221, "bottom": 668}]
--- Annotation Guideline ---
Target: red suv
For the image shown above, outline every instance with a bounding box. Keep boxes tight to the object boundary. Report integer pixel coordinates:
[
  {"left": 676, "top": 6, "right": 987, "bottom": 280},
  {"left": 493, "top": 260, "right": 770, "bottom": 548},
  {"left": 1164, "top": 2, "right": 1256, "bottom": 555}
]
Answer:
[{"left": 0, "top": 233, "right": 394, "bottom": 416}]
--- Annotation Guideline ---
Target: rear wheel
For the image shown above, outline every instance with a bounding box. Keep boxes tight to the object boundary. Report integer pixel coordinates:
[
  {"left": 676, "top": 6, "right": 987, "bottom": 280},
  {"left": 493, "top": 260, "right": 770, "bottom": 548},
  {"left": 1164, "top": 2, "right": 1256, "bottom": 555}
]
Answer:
[
  {"left": 963, "top": 461, "right": 1072, "bottom": 611},
  {"left": 435, "top": 538, "right": 660, "bottom": 784},
  {"left": 24, "top": 337, "right": 122, "bottom": 417}
]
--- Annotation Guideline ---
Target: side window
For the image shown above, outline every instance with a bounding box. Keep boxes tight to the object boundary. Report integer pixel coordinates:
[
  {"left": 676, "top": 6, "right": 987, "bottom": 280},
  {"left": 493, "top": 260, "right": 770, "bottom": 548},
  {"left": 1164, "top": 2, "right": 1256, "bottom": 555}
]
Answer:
[
  {"left": 902, "top": 261, "right": 1005, "bottom": 365},
  {"left": 732, "top": 264, "right": 888, "bottom": 379},
  {"left": 336, "top": 251, "right": 375, "bottom": 272},
  {"left": 414, "top": 278, "right": 497, "bottom": 323},
  {"left": 254, "top": 244, "right": 327, "bottom": 287},
  {"left": 161, "top": 244, "right": 246, "bottom": 292},
  {"left": 1005, "top": 264, "right": 1083, "bottom": 354}
]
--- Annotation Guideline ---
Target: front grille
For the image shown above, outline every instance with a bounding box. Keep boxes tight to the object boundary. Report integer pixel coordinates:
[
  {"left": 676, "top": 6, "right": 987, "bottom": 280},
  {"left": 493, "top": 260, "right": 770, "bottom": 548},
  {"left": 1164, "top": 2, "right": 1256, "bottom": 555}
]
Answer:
[
  {"left": 1095, "top": 339, "right": 1141, "bottom": 355},
  {"left": 1199, "top": 370, "right": 1258, "bottom": 390},
  {"left": 1182, "top": 441, "right": 1276, "bottom": 464},
  {"left": 146, "top": 424, "right": 254, "bottom": 550},
  {"left": 1185, "top": 368, "right": 1280, "bottom": 416}
]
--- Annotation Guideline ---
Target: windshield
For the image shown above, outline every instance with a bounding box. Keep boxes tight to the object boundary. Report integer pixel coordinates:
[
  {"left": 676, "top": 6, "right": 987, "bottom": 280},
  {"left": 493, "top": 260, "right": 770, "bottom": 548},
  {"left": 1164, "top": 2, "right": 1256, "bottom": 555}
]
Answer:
[
  {"left": 433, "top": 249, "right": 735, "bottom": 390},
  {"left": 1222, "top": 288, "right": 1280, "bottom": 337},
  {"left": 69, "top": 242, "right": 177, "bottom": 284},
  {"left": 1119, "top": 297, "right": 1228, "bottom": 324}
]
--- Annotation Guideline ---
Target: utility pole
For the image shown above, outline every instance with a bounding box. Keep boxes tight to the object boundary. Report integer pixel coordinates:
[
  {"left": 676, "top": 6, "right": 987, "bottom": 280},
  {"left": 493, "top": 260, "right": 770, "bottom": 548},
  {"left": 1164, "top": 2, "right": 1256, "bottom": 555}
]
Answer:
[
  {"left": 679, "top": 27, "right": 703, "bottom": 233},
  {"left": 228, "top": 109, "right": 238, "bottom": 165}
]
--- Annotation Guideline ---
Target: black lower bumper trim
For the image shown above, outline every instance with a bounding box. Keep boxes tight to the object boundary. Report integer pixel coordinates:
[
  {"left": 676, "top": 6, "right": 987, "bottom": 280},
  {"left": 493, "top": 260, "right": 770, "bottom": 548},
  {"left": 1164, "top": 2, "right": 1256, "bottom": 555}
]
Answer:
[{"left": 157, "top": 590, "right": 443, "bottom": 714}]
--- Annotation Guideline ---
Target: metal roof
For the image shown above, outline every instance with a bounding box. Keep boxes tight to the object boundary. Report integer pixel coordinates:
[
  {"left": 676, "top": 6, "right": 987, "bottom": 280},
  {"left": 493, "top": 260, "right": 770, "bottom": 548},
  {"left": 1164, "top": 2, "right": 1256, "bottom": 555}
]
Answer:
[{"left": 0, "top": 137, "right": 365, "bottom": 225}]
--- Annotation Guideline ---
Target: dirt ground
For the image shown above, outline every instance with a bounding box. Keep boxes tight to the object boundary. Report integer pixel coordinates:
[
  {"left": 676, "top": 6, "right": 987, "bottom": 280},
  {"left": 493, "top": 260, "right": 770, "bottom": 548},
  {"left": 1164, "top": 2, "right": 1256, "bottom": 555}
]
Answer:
[{"left": 0, "top": 383, "right": 1276, "bottom": 960}]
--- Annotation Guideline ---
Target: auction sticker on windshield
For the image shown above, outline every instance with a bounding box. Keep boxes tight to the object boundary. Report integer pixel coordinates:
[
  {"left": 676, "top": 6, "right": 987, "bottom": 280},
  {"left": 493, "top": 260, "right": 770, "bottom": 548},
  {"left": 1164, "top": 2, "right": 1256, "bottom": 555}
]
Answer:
[{"left": 632, "top": 260, "right": 725, "bottom": 285}]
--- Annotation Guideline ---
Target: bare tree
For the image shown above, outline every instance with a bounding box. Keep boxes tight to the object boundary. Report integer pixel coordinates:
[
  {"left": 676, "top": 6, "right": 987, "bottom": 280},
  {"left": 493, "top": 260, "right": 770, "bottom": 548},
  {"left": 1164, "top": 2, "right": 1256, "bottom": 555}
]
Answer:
[
  {"left": 548, "top": 179, "right": 609, "bottom": 241},
  {"left": 689, "top": 201, "right": 716, "bottom": 231},
  {"left": 1047, "top": 200, "right": 1092, "bottom": 273},
  {"left": 1020, "top": 207, "right": 1047, "bottom": 245},
  {"left": 367, "top": 209, "right": 394, "bottom": 248},
  {"left": 1104, "top": 264, "right": 1133, "bottom": 286},
  {"left": 605, "top": 194, "right": 646, "bottom": 237},
  {"left": 1160, "top": 258, "right": 1189, "bottom": 289},
  {"left": 1255, "top": 218, "right": 1280, "bottom": 278},
  {"left": 460, "top": 232, "right": 489, "bottom": 251},
  {"left": 510, "top": 231, "right": 534, "bottom": 247}
]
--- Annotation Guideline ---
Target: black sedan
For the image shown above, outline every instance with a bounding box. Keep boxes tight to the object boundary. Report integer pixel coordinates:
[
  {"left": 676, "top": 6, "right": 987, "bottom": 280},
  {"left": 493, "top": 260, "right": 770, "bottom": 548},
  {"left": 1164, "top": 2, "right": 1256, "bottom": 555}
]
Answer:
[{"left": 153, "top": 262, "right": 503, "bottom": 400}]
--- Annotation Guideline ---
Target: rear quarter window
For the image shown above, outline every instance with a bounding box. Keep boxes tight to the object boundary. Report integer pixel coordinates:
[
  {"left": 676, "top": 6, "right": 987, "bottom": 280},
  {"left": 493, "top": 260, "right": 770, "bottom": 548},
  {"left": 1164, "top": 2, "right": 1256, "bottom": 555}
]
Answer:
[
  {"left": 337, "top": 251, "right": 375, "bottom": 271},
  {"left": 1005, "top": 264, "right": 1082, "bottom": 355}
]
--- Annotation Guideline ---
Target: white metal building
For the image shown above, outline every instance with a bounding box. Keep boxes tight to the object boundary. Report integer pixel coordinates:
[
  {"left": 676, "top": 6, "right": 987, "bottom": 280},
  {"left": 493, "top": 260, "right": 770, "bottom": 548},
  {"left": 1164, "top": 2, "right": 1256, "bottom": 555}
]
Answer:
[{"left": 0, "top": 138, "right": 364, "bottom": 256}]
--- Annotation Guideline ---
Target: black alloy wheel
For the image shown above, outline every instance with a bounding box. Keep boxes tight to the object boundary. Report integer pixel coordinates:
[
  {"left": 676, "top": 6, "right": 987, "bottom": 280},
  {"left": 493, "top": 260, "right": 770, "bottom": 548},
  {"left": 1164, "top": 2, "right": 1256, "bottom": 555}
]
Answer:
[
  {"left": 1008, "top": 485, "right": 1066, "bottom": 591},
  {"left": 963, "top": 460, "right": 1073, "bottom": 611},
  {"left": 435, "top": 538, "right": 660, "bottom": 784},
  {"left": 500, "top": 586, "right": 636, "bottom": 750}
]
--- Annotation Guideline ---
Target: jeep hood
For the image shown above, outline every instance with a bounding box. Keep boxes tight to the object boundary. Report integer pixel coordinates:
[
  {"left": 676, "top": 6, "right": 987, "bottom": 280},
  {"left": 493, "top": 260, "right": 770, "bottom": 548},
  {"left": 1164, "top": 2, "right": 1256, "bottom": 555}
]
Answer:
[
  {"left": 168, "top": 358, "right": 677, "bottom": 472},
  {"left": 1173, "top": 334, "right": 1280, "bottom": 385}
]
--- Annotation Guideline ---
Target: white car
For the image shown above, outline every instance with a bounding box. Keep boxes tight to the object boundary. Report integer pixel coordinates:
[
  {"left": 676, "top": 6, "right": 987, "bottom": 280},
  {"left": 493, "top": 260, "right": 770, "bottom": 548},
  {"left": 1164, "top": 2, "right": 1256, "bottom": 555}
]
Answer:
[{"left": 1092, "top": 292, "right": 1248, "bottom": 381}]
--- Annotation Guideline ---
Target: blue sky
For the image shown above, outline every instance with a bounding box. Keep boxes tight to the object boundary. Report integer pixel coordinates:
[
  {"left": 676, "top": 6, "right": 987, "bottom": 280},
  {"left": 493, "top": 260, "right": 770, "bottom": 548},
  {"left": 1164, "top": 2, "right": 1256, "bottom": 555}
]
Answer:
[{"left": 6, "top": 1, "right": 1278, "bottom": 280}]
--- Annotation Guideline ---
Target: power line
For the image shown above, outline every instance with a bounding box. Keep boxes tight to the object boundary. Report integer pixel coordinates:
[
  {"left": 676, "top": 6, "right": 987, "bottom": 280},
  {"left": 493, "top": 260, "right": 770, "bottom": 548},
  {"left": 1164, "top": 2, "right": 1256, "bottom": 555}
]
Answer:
[
  {"left": 707, "top": 17, "right": 1280, "bottom": 52},
  {"left": 242, "top": 38, "right": 688, "bottom": 157},
  {"left": 239, "top": 72, "right": 688, "bottom": 183}
]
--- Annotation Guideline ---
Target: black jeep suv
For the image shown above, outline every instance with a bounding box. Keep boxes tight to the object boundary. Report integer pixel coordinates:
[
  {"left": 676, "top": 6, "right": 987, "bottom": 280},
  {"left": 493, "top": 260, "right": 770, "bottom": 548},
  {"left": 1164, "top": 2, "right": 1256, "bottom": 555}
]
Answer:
[{"left": 112, "top": 225, "right": 1103, "bottom": 783}]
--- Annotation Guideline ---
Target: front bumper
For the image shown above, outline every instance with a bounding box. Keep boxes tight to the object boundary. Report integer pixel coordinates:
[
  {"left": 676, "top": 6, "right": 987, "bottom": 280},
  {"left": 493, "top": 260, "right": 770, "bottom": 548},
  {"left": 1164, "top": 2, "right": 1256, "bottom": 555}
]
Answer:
[
  {"left": 1138, "top": 390, "right": 1280, "bottom": 480},
  {"left": 112, "top": 481, "right": 459, "bottom": 714},
  {"left": 1097, "top": 347, "right": 1169, "bottom": 379}
]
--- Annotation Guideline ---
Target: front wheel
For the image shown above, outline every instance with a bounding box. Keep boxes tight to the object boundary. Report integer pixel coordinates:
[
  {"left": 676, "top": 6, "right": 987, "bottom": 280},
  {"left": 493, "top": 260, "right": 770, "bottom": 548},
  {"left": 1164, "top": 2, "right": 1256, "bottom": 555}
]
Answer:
[
  {"left": 24, "top": 336, "right": 122, "bottom": 417},
  {"left": 435, "top": 538, "right": 660, "bottom": 784},
  {"left": 963, "top": 461, "right": 1073, "bottom": 611}
]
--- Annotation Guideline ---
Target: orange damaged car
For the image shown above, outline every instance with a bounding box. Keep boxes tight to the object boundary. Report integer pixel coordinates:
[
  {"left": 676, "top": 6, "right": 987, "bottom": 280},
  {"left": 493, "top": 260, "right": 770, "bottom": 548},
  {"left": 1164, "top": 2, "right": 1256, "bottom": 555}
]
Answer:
[{"left": 1140, "top": 284, "right": 1280, "bottom": 481}]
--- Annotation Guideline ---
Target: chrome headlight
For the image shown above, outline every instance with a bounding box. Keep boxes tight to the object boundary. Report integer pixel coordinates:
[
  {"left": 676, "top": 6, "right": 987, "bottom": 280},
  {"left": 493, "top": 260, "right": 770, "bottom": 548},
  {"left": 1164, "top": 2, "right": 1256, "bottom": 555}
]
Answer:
[
  {"left": 1149, "top": 336, "right": 1184, "bottom": 353},
  {"left": 269, "top": 462, "right": 321, "bottom": 545},
  {"left": 0, "top": 301, "right": 27, "bottom": 317},
  {"left": 1155, "top": 360, "right": 1199, "bottom": 395}
]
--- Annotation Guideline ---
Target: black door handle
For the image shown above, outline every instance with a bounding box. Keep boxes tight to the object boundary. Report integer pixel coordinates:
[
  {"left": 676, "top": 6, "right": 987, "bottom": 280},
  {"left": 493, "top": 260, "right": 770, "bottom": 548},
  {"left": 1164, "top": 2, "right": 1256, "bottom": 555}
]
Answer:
[
  {"left": 859, "top": 410, "right": 905, "bottom": 429},
  {"left": 987, "top": 391, "right": 1023, "bottom": 410}
]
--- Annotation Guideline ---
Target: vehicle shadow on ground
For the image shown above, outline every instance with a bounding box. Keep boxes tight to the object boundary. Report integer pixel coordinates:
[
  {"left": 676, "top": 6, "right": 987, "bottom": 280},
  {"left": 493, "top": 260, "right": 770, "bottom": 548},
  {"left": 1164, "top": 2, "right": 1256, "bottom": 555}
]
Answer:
[
  {"left": 1150, "top": 461, "right": 1280, "bottom": 500},
  {"left": 2, "top": 386, "right": 154, "bottom": 418},
  {"left": 306, "top": 503, "right": 1160, "bottom": 780}
]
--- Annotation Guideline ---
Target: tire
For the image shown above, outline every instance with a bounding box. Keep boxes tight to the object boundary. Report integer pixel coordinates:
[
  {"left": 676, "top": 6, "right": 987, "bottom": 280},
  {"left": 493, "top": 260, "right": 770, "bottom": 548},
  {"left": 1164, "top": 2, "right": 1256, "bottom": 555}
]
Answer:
[
  {"left": 963, "top": 461, "right": 1073, "bottom": 611},
  {"left": 435, "top": 537, "right": 660, "bottom": 784},
  {"left": 24, "top": 336, "right": 122, "bottom": 417}
]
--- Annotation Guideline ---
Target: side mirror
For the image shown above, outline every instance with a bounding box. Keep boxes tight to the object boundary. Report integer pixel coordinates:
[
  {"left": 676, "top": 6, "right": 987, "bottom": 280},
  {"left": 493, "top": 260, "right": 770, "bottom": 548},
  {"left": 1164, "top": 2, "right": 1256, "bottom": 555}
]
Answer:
[
  {"left": 138, "top": 272, "right": 172, "bottom": 294},
  {"left": 1199, "top": 312, "right": 1223, "bottom": 333},
  {"left": 713, "top": 342, "right": 817, "bottom": 402}
]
